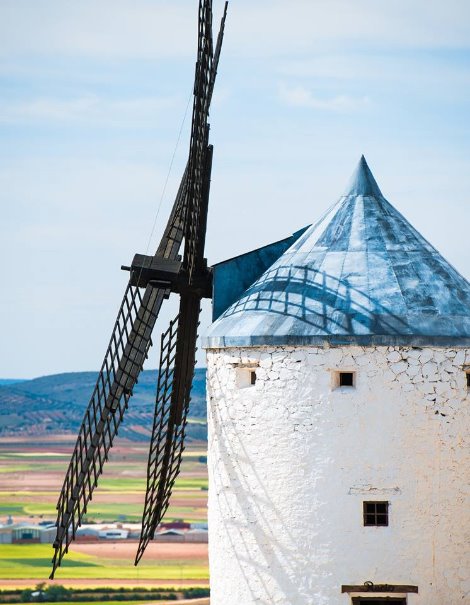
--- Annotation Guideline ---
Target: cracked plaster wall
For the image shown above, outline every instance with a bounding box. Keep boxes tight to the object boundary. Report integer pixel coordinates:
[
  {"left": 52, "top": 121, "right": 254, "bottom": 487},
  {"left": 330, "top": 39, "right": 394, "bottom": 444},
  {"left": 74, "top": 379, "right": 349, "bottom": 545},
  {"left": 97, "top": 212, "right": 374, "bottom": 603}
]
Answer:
[{"left": 206, "top": 345, "right": 470, "bottom": 605}]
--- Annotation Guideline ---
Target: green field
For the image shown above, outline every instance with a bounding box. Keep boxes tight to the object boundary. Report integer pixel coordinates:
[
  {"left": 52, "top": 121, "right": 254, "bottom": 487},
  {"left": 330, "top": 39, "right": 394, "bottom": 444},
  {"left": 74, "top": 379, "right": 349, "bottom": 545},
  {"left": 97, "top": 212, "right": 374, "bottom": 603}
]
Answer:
[
  {"left": 0, "top": 438, "right": 208, "bottom": 524},
  {"left": 0, "top": 501, "right": 207, "bottom": 524},
  {"left": 0, "top": 438, "right": 209, "bottom": 587},
  {"left": 97, "top": 477, "right": 208, "bottom": 492},
  {"left": 0, "top": 500, "right": 145, "bottom": 521},
  {"left": 0, "top": 545, "right": 208, "bottom": 581}
]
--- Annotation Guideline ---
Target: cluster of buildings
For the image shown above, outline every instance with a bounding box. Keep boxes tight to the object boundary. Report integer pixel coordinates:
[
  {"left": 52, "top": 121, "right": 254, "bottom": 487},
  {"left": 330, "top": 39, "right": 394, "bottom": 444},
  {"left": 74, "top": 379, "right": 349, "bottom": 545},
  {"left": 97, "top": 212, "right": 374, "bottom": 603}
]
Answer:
[
  {"left": 0, "top": 517, "right": 208, "bottom": 544},
  {"left": 0, "top": 519, "right": 56, "bottom": 544}
]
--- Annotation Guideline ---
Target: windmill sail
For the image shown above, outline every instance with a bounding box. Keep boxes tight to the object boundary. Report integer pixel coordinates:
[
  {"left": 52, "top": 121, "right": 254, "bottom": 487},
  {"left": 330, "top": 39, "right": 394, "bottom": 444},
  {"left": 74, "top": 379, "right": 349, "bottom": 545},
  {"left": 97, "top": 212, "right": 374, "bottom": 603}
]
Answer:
[
  {"left": 136, "top": 1, "right": 226, "bottom": 563},
  {"left": 50, "top": 0, "right": 227, "bottom": 578},
  {"left": 136, "top": 144, "right": 214, "bottom": 563},
  {"left": 50, "top": 171, "right": 187, "bottom": 578}
]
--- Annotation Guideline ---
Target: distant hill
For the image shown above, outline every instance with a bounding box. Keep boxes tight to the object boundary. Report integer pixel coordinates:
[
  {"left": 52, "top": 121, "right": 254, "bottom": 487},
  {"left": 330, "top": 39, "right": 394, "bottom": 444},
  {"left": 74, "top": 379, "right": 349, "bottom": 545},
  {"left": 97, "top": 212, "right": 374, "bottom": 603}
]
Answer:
[{"left": 0, "top": 368, "right": 207, "bottom": 442}]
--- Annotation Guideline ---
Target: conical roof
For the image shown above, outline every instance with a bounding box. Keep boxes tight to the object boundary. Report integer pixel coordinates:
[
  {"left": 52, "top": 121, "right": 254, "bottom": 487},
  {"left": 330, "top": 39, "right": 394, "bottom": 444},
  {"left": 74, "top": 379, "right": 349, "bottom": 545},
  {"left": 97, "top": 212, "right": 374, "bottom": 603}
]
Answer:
[{"left": 205, "top": 157, "right": 470, "bottom": 348}]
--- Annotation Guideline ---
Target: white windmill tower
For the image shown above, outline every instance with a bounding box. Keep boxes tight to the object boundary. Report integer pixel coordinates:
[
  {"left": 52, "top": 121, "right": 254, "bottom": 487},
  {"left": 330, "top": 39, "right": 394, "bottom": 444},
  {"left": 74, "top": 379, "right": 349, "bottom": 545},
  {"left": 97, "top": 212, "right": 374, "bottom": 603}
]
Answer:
[{"left": 204, "top": 156, "right": 470, "bottom": 605}]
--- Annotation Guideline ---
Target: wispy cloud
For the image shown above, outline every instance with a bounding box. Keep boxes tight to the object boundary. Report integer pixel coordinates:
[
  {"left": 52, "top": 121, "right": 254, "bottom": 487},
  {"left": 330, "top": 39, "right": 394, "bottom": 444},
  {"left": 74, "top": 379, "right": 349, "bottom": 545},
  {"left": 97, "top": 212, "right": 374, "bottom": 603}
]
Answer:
[
  {"left": 0, "top": 1, "right": 469, "bottom": 61},
  {"left": 279, "top": 83, "right": 371, "bottom": 112},
  {"left": 0, "top": 95, "right": 180, "bottom": 126},
  {"left": 277, "top": 54, "right": 470, "bottom": 91},
  {"left": 0, "top": 1, "right": 195, "bottom": 59}
]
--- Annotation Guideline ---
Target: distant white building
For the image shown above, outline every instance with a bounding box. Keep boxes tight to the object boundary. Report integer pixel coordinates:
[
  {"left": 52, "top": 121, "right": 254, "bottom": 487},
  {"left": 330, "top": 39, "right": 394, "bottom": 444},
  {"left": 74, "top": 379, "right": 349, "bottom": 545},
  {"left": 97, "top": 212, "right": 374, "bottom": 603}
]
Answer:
[
  {"left": 98, "top": 528, "right": 129, "bottom": 540},
  {"left": 76, "top": 526, "right": 100, "bottom": 539},
  {"left": 0, "top": 523, "right": 55, "bottom": 544},
  {"left": 154, "top": 529, "right": 185, "bottom": 542},
  {"left": 77, "top": 523, "right": 141, "bottom": 540},
  {"left": 186, "top": 529, "right": 208, "bottom": 543}
]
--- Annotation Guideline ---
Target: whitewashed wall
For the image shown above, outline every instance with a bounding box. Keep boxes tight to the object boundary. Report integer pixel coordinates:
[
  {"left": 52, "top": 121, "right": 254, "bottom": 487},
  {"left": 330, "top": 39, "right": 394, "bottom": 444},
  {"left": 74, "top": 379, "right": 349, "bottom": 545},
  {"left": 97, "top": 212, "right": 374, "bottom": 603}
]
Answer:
[{"left": 206, "top": 345, "right": 470, "bottom": 605}]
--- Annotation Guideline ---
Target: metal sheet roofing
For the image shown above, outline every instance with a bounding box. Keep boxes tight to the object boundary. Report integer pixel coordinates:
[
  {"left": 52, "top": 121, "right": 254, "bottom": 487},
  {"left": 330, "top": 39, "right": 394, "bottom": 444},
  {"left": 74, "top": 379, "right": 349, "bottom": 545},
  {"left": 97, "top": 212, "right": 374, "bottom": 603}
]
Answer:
[{"left": 204, "top": 156, "right": 470, "bottom": 348}]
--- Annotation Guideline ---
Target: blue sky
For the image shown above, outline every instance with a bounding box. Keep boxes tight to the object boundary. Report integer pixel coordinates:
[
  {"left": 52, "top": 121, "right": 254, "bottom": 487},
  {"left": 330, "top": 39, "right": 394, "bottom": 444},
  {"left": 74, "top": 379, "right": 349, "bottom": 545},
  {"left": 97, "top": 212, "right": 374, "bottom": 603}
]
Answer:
[{"left": 1, "top": 0, "right": 469, "bottom": 378}]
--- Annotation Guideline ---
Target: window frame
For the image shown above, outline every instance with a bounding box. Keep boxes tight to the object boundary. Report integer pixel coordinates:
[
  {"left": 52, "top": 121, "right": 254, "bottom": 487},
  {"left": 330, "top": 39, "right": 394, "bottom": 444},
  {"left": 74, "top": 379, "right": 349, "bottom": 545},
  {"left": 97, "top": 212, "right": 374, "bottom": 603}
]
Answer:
[{"left": 363, "top": 501, "right": 389, "bottom": 527}]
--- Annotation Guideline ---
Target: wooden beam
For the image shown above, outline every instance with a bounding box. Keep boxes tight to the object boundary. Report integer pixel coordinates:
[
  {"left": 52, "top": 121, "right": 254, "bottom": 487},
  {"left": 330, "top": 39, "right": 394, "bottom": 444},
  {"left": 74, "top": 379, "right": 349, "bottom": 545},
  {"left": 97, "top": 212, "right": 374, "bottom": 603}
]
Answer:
[{"left": 341, "top": 584, "right": 418, "bottom": 594}]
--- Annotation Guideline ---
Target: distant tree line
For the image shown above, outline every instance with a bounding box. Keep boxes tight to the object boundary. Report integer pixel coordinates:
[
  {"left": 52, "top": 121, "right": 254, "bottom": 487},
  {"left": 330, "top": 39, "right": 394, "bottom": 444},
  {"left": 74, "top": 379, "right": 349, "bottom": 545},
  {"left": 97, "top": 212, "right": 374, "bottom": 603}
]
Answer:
[{"left": 0, "top": 584, "right": 210, "bottom": 603}]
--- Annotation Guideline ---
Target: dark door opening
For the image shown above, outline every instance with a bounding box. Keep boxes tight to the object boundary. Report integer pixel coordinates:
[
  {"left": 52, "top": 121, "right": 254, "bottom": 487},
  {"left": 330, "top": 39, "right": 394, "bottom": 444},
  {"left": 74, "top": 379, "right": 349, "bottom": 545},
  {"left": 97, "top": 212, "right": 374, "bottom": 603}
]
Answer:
[{"left": 352, "top": 599, "right": 406, "bottom": 604}]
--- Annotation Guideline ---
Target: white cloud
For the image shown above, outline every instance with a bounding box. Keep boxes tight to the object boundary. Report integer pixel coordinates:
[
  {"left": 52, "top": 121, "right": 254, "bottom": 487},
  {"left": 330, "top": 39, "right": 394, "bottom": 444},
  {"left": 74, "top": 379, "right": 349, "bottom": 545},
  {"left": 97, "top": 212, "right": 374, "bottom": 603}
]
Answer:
[
  {"left": 0, "top": 1, "right": 195, "bottom": 59},
  {"left": 0, "top": 94, "right": 181, "bottom": 126},
  {"left": 277, "top": 54, "right": 470, "bottom": 91},
  {"left": 279, "top": 83, "right": 370, "bottom": 112},
  {"left": 0, "top": 0, "right": 469, "bottom": 61}
]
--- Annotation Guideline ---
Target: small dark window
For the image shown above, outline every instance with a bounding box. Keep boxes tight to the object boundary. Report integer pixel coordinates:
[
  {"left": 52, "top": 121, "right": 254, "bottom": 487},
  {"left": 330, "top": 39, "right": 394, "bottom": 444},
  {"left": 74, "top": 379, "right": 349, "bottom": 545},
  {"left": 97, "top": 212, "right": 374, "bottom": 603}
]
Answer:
[
  {"left": 466, "top": 372, "right": 470, "bottom": 388},
  {"left": 250, "top": 371, "right": 256, "bottom": 385},
  {"left": 363, "top": 501, "right": 389, "bottom": 526},
  {"left": 340, "top": 372, "right": 354, "bottom": 387}
]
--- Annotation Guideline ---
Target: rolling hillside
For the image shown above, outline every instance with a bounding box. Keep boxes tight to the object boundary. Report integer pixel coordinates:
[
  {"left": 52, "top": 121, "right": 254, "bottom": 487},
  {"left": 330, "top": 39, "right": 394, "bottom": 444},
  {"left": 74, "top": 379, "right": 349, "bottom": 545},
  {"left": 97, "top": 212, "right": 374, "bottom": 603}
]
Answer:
[{"left": 0, "top": 368, "right": 207, "bottom": 441}]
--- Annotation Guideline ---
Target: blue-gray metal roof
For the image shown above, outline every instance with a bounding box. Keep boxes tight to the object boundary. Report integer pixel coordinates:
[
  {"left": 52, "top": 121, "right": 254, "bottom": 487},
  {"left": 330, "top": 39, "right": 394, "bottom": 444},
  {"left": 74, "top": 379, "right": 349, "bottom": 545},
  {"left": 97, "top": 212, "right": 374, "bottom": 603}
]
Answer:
[
  {"left": 210, "top": 226, "right": 310, "bottom": 322},
  {"left": 204, "top": 156, "right": 470, "bottom": 348}
]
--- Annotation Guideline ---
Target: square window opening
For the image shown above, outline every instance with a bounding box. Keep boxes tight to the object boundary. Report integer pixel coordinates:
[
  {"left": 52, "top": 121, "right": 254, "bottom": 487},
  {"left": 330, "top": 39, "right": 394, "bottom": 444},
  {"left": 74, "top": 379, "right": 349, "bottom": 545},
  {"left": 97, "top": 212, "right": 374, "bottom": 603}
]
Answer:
[
  {"left": 466, "top": 371, "right": 470, "bottom": 389},
  {"left": 332, "top": 370, "right": 356, "bottom": 389},
  {"left": 340, "top": 372, "right": 354, "bottom": 387},
  {"left": 363, "top": 501, "right": 389, "bottom": 527},
  {"left": 235, "top": 365, "right": 259, "bottom": 389}
]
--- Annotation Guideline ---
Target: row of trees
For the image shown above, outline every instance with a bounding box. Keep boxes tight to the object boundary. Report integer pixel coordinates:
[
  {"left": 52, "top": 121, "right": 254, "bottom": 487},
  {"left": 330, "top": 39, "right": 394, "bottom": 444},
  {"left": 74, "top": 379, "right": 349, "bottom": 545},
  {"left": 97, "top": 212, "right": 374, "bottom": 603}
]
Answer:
[{"left": 17, "top": 584, "right": 209, "bottom": 603}]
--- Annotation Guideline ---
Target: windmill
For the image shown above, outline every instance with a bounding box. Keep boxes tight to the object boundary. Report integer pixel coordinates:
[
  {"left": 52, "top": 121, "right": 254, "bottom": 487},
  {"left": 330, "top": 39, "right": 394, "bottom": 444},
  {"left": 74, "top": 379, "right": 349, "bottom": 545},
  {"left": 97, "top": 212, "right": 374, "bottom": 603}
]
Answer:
[{"left": 49, "top": 0, "right": 228, "bottom": 578}]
